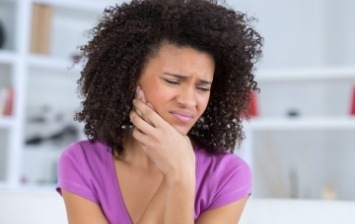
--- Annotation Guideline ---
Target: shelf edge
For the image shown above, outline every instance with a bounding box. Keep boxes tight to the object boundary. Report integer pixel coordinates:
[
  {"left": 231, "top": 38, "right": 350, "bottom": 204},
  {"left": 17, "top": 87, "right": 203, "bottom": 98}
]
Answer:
[{"left": 246, "top": 117, "right": 355, "bottom": 131}]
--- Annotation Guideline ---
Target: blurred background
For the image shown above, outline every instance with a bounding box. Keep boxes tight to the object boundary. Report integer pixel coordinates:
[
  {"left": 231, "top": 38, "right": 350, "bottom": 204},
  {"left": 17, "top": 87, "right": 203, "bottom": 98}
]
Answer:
[{"left": 0, "top": 0, "right": 354, "bottom": 202}]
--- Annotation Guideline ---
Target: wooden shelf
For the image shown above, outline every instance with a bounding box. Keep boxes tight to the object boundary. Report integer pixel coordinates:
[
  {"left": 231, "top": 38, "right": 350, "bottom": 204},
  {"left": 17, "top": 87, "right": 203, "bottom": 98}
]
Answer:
[{"left": 247, "top": 117, "right": 355, "bottom": 131}]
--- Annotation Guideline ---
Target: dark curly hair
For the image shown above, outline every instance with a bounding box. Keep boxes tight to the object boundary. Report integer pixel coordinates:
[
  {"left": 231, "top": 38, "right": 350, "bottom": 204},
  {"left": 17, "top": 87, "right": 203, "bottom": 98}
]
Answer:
[{"left": 74, "top": 0, "right": 263, "bottom": 155}]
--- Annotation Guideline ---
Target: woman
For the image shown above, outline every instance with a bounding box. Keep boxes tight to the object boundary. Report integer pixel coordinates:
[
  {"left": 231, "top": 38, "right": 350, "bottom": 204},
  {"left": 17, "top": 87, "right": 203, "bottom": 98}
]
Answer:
[{"left": 56, "top": 0, "right": 263, "bottom": 223}]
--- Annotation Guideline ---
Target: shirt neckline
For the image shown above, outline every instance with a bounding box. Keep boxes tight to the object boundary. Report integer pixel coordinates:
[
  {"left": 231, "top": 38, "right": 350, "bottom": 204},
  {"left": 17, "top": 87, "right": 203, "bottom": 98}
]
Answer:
[
  {"left": 108, "top": 149, "right": 133, "bottom": 224},
  {"left": 107, "top": 145, "right": 201, "bottom": 224}
]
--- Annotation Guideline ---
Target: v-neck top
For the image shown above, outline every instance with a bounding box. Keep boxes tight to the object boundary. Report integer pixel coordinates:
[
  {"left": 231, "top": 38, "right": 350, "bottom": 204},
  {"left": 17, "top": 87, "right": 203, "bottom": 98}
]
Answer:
[{"left": 56, "top": 140, "right": 252, "bottom": 223}]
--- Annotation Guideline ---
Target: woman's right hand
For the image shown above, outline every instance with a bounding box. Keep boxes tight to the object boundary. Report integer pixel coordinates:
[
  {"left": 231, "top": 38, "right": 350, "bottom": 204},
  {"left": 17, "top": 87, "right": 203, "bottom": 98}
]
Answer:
[
  {"left": 131, "top": 86, "right": 196, "bottom": 224},
  {"left": 130, "top": 86, "right": 196, "bottom": 183}
]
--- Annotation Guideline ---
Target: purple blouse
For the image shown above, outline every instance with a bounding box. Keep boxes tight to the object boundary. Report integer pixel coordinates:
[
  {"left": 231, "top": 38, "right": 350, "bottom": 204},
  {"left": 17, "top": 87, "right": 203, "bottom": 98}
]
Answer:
[{"left": 56, "top": 140, "right": 252, "bottom": 223}]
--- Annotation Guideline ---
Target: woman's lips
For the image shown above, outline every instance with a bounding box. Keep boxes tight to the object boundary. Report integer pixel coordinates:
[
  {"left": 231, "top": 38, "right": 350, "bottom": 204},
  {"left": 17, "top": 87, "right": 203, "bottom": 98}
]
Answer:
[{"left": 170, "top": 110, "right": 194, "bottom": 124}]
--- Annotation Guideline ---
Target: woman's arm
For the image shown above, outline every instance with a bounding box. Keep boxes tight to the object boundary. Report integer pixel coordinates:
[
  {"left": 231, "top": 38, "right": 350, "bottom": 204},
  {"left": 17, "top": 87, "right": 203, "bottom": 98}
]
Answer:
[
  {"left": 130, "top": 99, "right": 196, "bottom": 224},
  {"left": 62, "top": 190, "right": 109, "bottom": 224},
  {"left": 136, "top": 174, "right": 196, "bottom": 224},
  {"left": 131, "top": 92, "right": 248, "bottom": 224},
  {"left": 195, "top": 197, "right": 249, "bottom": 224},
  {"left": 163, "top": 174, "right": 195, "bottom": 224}
]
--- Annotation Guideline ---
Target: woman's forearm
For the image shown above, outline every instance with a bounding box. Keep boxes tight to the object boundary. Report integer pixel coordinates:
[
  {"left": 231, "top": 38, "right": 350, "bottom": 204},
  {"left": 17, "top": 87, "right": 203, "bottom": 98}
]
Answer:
[
  {"left": 163, "top": 172, "right": 195, "bottom": 224},
  {"left": 136, "top": 172, "right": 195, "bottom": 224}
]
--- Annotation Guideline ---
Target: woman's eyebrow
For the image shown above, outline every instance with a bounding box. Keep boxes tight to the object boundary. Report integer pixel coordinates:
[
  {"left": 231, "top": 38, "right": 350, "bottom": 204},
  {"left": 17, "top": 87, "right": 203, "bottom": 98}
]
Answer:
[{"left": 163, "top": 72, "right": 212, "bottom": 85}]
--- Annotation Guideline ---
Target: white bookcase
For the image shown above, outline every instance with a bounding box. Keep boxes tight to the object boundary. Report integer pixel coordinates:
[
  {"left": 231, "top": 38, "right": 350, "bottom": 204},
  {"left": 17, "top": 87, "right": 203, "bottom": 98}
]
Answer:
[
  {"left": 238, "top": 68, "right": 355, "bottom": 200},
  {"left": 0, "top": 0, "right": 119, "bottom": 190}
]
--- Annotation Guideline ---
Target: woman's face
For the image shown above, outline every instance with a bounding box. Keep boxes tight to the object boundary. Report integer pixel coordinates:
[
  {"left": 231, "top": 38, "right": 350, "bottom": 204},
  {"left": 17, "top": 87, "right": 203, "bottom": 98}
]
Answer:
[{"left": 137, "top": 42, "right": 215, "bottom": 135}]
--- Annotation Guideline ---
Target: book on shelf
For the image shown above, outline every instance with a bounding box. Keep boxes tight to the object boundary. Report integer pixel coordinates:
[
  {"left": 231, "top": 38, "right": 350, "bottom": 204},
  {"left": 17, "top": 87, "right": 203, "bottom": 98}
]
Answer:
[
  {"left": 0, "top": 87, "right": 14, "bottom": 117},
  {"left": 30, "top": 3, "right": 53, "bottom": 55}
]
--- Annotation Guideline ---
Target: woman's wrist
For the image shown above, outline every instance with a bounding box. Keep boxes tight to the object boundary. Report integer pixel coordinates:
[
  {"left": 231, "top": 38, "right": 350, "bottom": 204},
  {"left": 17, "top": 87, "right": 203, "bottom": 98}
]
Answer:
[
  {"left": 163, "top": 172, "right": 195, "bottom": 224},
  {"left": 163, "top": 167, "right": 195, "bottom": 186}
]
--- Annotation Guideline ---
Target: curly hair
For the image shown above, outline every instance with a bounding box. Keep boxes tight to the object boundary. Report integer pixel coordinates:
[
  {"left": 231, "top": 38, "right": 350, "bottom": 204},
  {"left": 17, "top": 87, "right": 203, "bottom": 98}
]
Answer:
[{"left": 74, "top": 0, "right": 263, "bottom": 155}]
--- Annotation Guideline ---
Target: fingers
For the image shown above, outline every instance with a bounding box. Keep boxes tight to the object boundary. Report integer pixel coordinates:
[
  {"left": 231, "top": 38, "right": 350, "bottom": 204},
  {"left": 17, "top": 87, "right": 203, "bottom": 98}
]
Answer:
[
  {"left": 139, "top": 89, "right": 154, "bottom": 110},
  {"left": 135, "top": 86, "right": 152, "bottom": 124},
  {"left": 135, "top": 86, "right": 157, "bottom": 125},
  {"left": 130, "top": 107, "right": 156, "bottom": 135},
  {"left": 132, "top": 99, "right": 166, "bottom": 128},
  {"left": 131, "top": 122, "right": 153, "bottom": 149}
]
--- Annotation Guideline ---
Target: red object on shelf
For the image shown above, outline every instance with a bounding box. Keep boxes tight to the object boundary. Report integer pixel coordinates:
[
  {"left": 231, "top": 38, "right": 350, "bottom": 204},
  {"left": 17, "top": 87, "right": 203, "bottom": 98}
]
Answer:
[
  {"left": 240, "top": 91, "right": 258, "bottom": 118},
  {"left": 249, "top": 91, "right": 258, "bottom": 117},
  {"left": 4, "top": 87, "right": 14, "bottom": 116},
  {"left": 351, "top": 86, "right": 355, "bottom": 116}
]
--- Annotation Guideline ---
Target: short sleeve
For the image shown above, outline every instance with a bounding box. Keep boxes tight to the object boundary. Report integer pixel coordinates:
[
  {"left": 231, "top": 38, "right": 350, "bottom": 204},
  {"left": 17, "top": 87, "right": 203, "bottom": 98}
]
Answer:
[
  {"left": 56, "top": 143, "right": 99, "bottom": 203},
  {"left": 208, "top": 156, "right": 252, "bottom": 210}
]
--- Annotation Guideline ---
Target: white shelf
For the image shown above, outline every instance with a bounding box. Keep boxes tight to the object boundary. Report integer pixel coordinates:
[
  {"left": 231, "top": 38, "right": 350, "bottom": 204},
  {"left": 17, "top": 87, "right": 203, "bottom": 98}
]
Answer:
[
  {"left": 0, "top": 183, "right": 55, "bottom": 192},
  {"left": 0, "top": 50, "right": 17, "bottom": 64},
  {"left": 0, "top": 182, "right": 10, "bottom": 189},
  {"left": 248, "top": 117, "right": 355, "bottom": 130},
  {"left": 16, "top": 184, "right": 56, "bottom": 192},
  {"left": 0, "top": 116, "right": 15, "bottom": 128},
  {"left": 32, "top": 0, "right": 118, "bottom": 13},
  {"left": 28, "top": 54, "right": 81, "bottom": 72},
  {"left": 256, "top": 67, "right": 355, "bottom": 82}
]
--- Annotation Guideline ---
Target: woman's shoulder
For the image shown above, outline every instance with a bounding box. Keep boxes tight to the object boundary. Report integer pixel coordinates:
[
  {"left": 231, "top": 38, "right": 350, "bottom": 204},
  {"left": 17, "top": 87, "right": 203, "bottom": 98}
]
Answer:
[
  {"left": 195, "top": 147, "right": 250, "bottom": 172},
  {"left": 56, "top": 139, "right": 114, "bottom": 205},
  {"left": 194, "top": 146, "right": 252, "bottom": 214},
  {"left": 194, "top": 146, "right": 252, "bottom": 191},
  {"left": 60, "top": 139, "right": 112, "bottom": 163}
]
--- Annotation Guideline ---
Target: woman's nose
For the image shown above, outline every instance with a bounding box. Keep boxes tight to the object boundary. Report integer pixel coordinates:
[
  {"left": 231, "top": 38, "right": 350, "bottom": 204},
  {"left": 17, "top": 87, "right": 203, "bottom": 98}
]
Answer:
[{"left": 177, "top": 87, "right": 197, "bottom": 107}]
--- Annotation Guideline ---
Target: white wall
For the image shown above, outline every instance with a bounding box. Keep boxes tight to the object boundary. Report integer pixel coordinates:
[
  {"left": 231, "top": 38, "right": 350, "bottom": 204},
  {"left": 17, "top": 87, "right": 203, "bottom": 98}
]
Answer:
[
  {"left": 324, "top": 0, "right": 355, "bottom": 65},
  {"left": 229, "top": 0, "right": 355, "bottom": 69}
]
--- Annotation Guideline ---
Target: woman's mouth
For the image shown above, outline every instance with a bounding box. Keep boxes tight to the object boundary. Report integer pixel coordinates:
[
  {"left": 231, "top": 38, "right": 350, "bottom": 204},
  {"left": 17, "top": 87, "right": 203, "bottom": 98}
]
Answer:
[{"left": 170, "top": 110, "right": 194, "bottom": 124}]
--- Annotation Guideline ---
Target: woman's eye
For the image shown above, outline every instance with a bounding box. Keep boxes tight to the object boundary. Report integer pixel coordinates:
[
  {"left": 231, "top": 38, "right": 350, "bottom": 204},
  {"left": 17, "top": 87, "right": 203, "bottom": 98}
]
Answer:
[
  {"left": 164, "top": 79, "right": 179, "bottom": 85},
  {"left": 197, "top": 86, "right": 210, "bottom": 92}
]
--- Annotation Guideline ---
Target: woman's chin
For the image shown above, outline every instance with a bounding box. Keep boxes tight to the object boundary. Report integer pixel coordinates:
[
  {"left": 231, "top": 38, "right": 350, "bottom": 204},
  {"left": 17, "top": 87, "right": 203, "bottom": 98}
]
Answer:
[{"left": 173, "top": 125, "right": 191, "bottom": 136}]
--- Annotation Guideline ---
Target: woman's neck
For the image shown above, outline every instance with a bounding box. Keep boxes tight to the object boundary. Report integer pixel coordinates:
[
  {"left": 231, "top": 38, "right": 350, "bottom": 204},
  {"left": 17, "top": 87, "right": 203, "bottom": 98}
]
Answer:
[{"left": 117, "top": 131, "right": 157, "bottom": 171}]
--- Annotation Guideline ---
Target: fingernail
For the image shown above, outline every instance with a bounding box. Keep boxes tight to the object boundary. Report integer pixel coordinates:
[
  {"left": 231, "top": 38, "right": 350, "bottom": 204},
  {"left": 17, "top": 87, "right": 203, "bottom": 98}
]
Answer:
[{"left": 147, "top": 102, "right": 153, "bottom": 108}]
